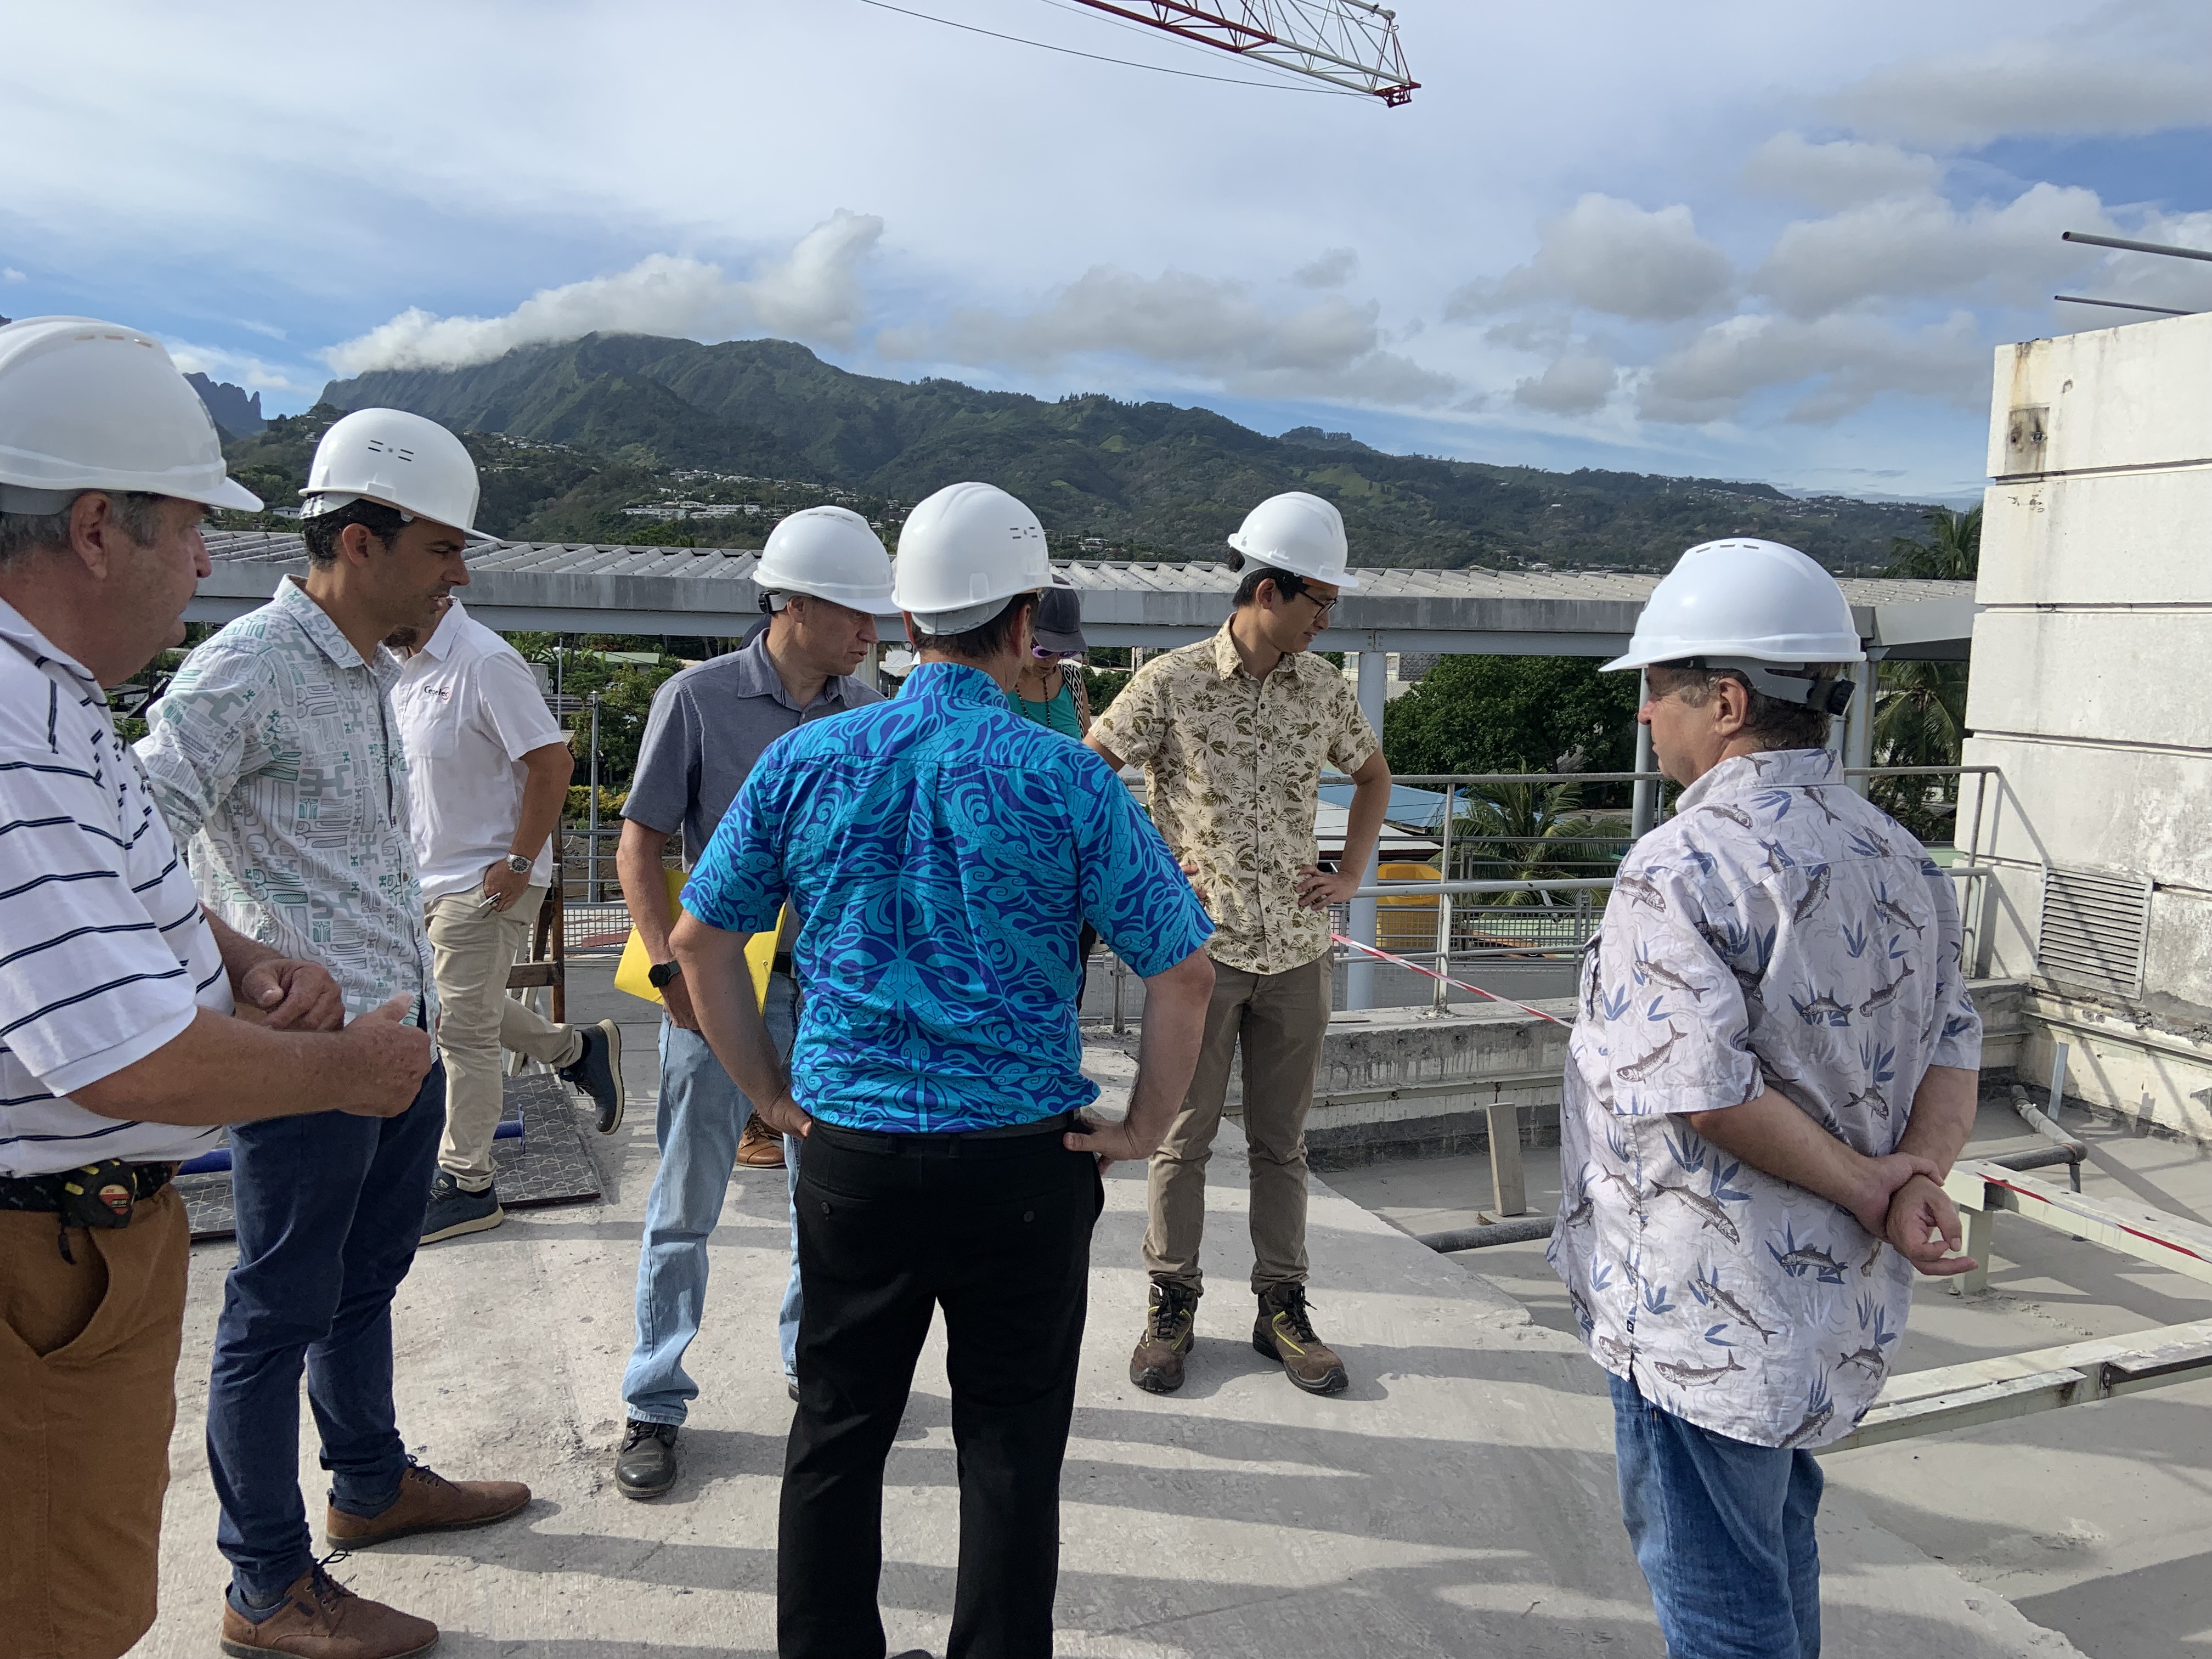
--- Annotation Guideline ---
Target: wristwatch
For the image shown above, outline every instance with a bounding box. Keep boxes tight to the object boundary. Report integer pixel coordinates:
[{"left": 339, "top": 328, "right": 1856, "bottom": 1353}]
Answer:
[
  {"left": 647, "top": 960, "right": 682, "bottom": 990},
  {"left": 502, "top": 853, "right": 533, "bottom": 874}
]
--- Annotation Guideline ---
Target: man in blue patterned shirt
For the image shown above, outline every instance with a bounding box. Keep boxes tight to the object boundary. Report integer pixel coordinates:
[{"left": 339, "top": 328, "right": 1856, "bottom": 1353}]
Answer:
[{"left": 673, "top": 482, "right": 1217, "bottom": 1659}]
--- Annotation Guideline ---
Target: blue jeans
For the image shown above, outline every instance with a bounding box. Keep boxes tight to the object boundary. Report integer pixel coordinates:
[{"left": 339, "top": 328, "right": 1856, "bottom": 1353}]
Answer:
[
  {"left": 207, "top": 1062, "right": 446, "bottom": 1603},
  {"left": 1610, "top": 1370, "right": 1823, "bottom": 1659},
  {"left": 623, "top": 973, "right": 799, "bottom": 1425}
]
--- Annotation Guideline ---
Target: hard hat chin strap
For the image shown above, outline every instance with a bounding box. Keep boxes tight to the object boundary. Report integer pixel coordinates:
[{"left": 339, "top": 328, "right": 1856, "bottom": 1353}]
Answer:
[{"left": 1677, "top": 657, "right": 1855, "bottom": 715}]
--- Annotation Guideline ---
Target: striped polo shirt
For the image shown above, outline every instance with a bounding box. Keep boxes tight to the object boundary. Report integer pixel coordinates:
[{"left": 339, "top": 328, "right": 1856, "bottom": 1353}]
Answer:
[{"left": 0, "top": 600, "right": 230, "bottom": 1178}]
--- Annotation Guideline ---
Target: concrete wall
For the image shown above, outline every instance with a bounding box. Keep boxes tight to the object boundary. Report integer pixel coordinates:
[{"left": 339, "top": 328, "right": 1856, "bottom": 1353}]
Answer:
[{"left": 1963, "top": 313, "right": 2212, "bottom": 1136}]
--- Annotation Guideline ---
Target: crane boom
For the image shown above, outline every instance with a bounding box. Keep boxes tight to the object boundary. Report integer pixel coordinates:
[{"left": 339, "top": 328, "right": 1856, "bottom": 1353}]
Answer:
[{"left": 1064, "top": 1, "right": 1419, "bottom": 105}]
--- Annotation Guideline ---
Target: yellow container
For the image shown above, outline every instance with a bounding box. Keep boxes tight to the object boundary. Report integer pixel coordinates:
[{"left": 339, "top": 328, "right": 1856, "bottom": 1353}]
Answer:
[{"left": 1375, "top": 861, "right": 1442, "bottom": 953}]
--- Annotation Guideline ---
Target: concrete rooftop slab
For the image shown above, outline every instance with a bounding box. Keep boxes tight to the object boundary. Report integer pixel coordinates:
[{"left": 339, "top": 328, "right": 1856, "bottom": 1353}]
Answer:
[{"left": 128, "top": 972, "right": 2075, "bottom": 1658}]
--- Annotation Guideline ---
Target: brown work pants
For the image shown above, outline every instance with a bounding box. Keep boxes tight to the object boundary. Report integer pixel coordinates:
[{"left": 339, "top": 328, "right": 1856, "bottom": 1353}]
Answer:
[
  {"left": 0, "top": 1186, "right": 189, "bottom": 1659},
  {"left": 1143, "top": 953, "right": 1331, "bottom": 1296}
]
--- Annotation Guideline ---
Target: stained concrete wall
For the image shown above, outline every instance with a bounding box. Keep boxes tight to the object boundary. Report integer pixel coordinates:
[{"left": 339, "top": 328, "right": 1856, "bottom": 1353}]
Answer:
[{"left": 1963, "top": 312, "right": 2212, "bottom": 1137}]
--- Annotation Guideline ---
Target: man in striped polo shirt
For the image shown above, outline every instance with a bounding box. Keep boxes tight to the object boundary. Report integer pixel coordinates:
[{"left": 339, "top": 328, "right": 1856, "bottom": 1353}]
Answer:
[{"left": 0, "top": 319, "right": 435, "bottom": 1659}]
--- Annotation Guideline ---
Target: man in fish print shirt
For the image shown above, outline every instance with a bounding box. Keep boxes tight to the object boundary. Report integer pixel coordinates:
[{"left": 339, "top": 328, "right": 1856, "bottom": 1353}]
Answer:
[{"left": 1549, "top": 539, "right": 1983, "bottom": 1659}]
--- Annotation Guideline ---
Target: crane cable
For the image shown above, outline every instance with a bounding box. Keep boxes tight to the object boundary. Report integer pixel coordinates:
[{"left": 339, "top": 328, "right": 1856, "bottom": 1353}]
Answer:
[{"left": 853, "top": 0, "right": 1361, "bottom": 94}]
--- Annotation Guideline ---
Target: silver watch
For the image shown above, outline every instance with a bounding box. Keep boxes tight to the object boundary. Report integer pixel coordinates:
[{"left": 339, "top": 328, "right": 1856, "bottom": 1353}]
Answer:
[{"left": 503, "top": 854, "right": 533, "bottom": 874}]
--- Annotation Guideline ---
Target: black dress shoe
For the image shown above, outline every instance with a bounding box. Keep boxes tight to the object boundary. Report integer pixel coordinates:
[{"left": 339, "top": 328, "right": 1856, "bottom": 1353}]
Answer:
[{"left": 614, "top": 1419, "right": 678, "bottom": 1499}]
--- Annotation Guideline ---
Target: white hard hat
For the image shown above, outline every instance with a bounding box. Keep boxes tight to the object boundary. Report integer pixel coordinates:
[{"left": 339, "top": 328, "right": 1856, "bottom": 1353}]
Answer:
[
  {"left": 1604, "top": 538, "right": 1865, "bottom": 706},
  {"left": 0, "top": 316, "right": 262, "bottom": 514},
  {"left": 300, "top": 408, "right": 484, "bottom": 538},
  {"left": 1225, "top": 490, "right": 1361, "bottom": 590},
  {"left": 892, "top": 481, "right": 1053, "bottom": 635},
  {"left": 753, "top": 505, "right": 901, "bottom": 617}
]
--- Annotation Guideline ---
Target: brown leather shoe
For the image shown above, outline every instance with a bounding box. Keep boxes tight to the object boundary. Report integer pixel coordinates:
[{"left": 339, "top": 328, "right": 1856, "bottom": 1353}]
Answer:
[
  {"left": 325, "top": 1462, "right": 530, "bottom": 1550},
  {"left": 219, "top": 1562, "right": 437, "bottom": 1658},
  {"left": 735, "top": 1111, "right": 787, "bottom": 1168},
  {"left": 1253, "top": 1282, "right": 1349, "bottom": 1395},
  {"left": 1129, "top": 1280, "right": 1199, "bottom": 1393}
]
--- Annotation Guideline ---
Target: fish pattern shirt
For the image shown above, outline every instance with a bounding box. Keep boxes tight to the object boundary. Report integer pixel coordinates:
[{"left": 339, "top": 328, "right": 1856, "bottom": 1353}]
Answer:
[{"left": 1547, "top": 747, "right": 1982, "bottom": 1449}]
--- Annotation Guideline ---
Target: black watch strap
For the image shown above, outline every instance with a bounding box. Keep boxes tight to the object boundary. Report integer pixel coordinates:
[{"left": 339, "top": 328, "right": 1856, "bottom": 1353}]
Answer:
[{"left": 647, "top": 960, "right": 682, "bottom": 990}]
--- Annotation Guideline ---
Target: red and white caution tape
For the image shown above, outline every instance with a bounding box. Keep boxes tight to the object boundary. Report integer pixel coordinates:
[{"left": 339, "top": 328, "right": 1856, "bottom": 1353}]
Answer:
[{"left": 1331, "top": 933, "right": 1569, "bottom": 1026}]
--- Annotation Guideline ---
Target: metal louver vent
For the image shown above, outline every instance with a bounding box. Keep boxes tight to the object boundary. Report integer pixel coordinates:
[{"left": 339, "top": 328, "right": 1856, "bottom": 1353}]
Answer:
[{"left": 2038, "top": 865, "right": 2151, "bottom": 999}]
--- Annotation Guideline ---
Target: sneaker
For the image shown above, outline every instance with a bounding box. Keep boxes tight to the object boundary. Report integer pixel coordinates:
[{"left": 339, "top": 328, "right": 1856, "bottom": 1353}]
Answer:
[
  {"left": 615, "top": 1419, "right": 679, "bottom": 1499},
  {"left": 325, "top": 1460, "right": 531, "bottom": 1549},
  {"left": 736, "top": 1112, "right": 786, "bottom": 1169},
  {"left": 218, "top": 1560, "right": 437, "bottom": 1658},
  {"left": 1129, "top": 1280, "right": 1199, "bottom": 1394},
  {"left": 419, "top": 1172, "right": 502, "bottom": 1244},
  {"left": 1253, "top": 1283, "right": 1349, "bottom": 1396},
  {"left": 558, "top": 1019, "right": 626, "bottom": 1133}
]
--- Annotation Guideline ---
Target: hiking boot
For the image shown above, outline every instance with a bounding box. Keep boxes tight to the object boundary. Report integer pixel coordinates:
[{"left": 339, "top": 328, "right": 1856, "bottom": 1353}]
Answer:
[
  {"left": 1129, "top": 1280, "right": 1199, "bottom": 1393},
  {"left": 615, "top": 1419, "right": 679, "bottom": 1499},
  {"left": 736, "top": 1112, "right": 786, "bottom": 1169},
  {"left": 326, "top": 1460, "right": 530, "bottom": 1549},
  {"left": 558, "top": 1019, "right": 626, "bottom": 1133},
  {"left": 219, "top": 1561, "right": 437, "bottom": 1658},
  {"left": 1253, "top": 1283, "right": 1349, "bottom": 1396},
  {"left": 419, "top": 1172, "right": 501, "bottom": 1244}
]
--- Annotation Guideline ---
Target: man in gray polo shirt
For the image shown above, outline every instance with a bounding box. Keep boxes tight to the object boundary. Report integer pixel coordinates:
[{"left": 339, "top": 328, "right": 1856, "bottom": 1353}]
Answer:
[{"left": 612, "top": 506, "right": 899, "bottom": 1498}]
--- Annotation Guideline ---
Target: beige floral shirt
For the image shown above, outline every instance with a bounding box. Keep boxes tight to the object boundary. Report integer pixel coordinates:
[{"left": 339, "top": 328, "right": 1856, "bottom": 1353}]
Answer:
[{"left": 1091, "top": 624, "right": 1378, "bottom": 977}]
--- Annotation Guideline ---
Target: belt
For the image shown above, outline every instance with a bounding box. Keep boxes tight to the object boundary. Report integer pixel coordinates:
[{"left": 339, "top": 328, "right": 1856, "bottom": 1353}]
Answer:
[
  {"left": 810, "top": 1109, "right": 1086, "bottom": 1155},
  {"left": 0, "top": 1160, "right": 176, "bottom": 1261},
  {"left": 772, "top": 952, "right": 794, "bottom": 979}
]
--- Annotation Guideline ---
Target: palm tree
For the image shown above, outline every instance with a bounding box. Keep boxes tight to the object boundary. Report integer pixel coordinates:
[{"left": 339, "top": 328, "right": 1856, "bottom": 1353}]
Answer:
[
  {"left": 1871, "top": 506, "right": 1978, "bottom": 841},
  {"left": 1449, "top": 778, "right": 1630, "bottom": 907}
]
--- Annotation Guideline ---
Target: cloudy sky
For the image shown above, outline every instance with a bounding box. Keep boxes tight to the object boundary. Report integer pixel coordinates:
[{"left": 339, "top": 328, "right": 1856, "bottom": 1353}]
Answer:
[{"left": 6, "top": 0, "right": 2207, "bottom": 503}]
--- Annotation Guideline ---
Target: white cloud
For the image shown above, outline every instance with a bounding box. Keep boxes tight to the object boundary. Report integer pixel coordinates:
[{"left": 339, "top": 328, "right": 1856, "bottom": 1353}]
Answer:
[
  {"left": 164, "top": 342, "right": 315, "bottom": 396},
  {"left": 882, "top": 266, "right": 1455, "bottom": 405},
  {"left": 1829, "top": 39, "right": 2212, "bottom": 148},
  {"left": 1513, "top": 353, "right": 1617, "bottom": 416},
  {"left": 1, "top": 267, "right": 24, "bottom": 284},
  {"left": 1446, "top": 194, "right": 1732, "bottom": 323},
  {"left": 1293, "top": 247, "right": 1359, "bottom": 288},
  {"left": 1752, "top": 182, "right": 2109, "bottom": 318},
  {"left": 1639, "top": 309, "right": 1987, "bottom": 426},
  {"left": 1741, "top": 133, "right": 1940, "bottom": 210},
  {"left": 322, "top": 211, "right": 883, "bottom": 375}
]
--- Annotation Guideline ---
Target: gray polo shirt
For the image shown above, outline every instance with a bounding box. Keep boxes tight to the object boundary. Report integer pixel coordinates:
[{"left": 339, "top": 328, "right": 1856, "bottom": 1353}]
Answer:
[{"left": 623, "top": 635, "right": 883, "bottom": 866}]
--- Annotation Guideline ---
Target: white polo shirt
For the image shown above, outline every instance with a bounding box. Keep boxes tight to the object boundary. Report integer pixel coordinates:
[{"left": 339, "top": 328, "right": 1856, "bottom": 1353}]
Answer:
[
  {"left": 392, "top": 601, "right": 568, "bottom": 905},
  {"left": 0, "top": 600, "right": 233, "bottom": 1177}
]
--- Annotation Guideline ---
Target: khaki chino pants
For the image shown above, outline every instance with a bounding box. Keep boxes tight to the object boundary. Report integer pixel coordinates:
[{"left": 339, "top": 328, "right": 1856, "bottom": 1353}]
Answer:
[
  {"left": 0, "top": 1186, "right": 189, "bottom": 1659},
  {"left": 1144, "top": 952, "right": 1331, "bottom": 1296},
  {"left": 426, "top": 886, "right": 582, "bottom": 1188}
]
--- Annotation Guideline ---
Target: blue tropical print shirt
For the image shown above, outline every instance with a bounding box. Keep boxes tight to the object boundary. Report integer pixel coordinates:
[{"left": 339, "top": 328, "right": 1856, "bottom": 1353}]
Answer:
[
  {"left": 1547, "top": 748, "right": 1982, "bottom": 1449},
  {"left": 683, "top": 661, "right": 1214, "bottom": 1132}
]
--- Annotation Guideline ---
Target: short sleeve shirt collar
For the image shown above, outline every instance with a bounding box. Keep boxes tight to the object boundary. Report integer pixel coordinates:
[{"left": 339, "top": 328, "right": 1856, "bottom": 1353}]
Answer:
[{"left": 274, "top": 575, "right": 399, "bottom": 691}]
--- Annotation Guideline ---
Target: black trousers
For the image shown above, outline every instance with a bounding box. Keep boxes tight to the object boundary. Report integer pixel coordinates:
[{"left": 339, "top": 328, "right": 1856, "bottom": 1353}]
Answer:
[{"left": 778, "top": 1116, "right": 1104, "bottom": 1659}]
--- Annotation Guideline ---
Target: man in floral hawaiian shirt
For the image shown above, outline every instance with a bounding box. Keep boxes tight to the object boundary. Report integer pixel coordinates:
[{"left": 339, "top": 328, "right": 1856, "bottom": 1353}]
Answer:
[
  {"left": 1088, "top": 491, "right": 1391, "bottom": 1397},
  {"left": 1549, "top": 538, "right": 1983, "bottom": 1659}
]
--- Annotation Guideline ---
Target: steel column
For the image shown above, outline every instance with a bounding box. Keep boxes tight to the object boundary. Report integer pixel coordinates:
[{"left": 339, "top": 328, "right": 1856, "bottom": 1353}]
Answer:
[
  {"left": 1344, "top": 648, "right": 1389, "bottom": 1010},
  {"left": 1629, "top": 671, "right": 1657, "bottom": 842}
]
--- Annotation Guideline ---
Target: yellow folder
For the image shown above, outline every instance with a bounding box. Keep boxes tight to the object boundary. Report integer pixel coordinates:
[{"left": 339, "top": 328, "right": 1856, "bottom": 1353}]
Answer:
[{"left": 614, "top": 866, "right": 780, "bottom": 1010}]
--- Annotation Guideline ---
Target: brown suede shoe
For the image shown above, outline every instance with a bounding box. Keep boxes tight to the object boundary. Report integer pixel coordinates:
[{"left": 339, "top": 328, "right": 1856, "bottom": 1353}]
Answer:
[
  {"left": 735, "top": 1111, "right": 787, "bottom": 1169},
  {"left": 219, "top": 1562, "right": 437, "bottom": 1658},
  {"left": 1129, "top": 1280, "right": 1199, "bottom": 1393},
  {"left": 1253, "top": 1282, "right": 1349, "bottom": 1396},
  {"left": 325, "top": 1462, "right": 531, "bottom": 1550}
]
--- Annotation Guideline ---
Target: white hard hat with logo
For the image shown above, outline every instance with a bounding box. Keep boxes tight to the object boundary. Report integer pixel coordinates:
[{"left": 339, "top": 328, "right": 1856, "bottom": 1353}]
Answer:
[
  {"left": 1225, "top": 490, "right": 1361, "bottom": 590},
  {"left": 1603, "top": 538, "right": 1865, "bottom": 708},
  {"left": 891, "top": 481, "right": 1053, "bottom": 635},
  {"left": 753, "top": 505, "right": 901, "bottom": 617},
  {"left": 0, "top": 316, "right": 263, "bottom": 514},
  {"left": 300, "top": 407, "right": 486, "bottom": 538}
]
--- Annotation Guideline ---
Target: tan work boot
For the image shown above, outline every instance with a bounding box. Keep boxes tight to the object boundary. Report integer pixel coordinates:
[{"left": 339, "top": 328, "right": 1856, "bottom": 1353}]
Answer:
[
  {"left": 219, "top": 1561, "right": 437, "bottom": 1658},
  {"left": 1129, "top": 1280, "right": 1199, "bottom": 1393},
  {"left": 736, "top": 1111, "right": 787, "bottom": 1168},
  {"left": 325, "top": 1462, "right": 530, "bottom": 1549},
  {"left": 1254, "top": 1282, "right": 1349, "bottom": 1395}
]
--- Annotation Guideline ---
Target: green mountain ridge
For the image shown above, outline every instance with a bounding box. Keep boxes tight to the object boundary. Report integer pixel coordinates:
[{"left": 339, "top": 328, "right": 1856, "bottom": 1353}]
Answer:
[{"left": 256, "top": 334, "right": 1943, "bottom": 571}]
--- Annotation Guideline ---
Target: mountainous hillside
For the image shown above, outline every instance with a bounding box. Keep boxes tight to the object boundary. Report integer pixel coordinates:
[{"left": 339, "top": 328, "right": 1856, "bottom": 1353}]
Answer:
[{"left": 268, "top": 334, "right": 1940, "bottom": 571}]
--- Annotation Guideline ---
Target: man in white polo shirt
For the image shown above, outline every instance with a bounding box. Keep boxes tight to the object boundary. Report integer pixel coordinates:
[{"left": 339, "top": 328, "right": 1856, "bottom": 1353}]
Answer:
[
  {"left": 0, "top": 318, "right": 432, "bottom": 1659},
  {"left": 391, "top": 596, "right": 624, "bottom": 1244}
]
